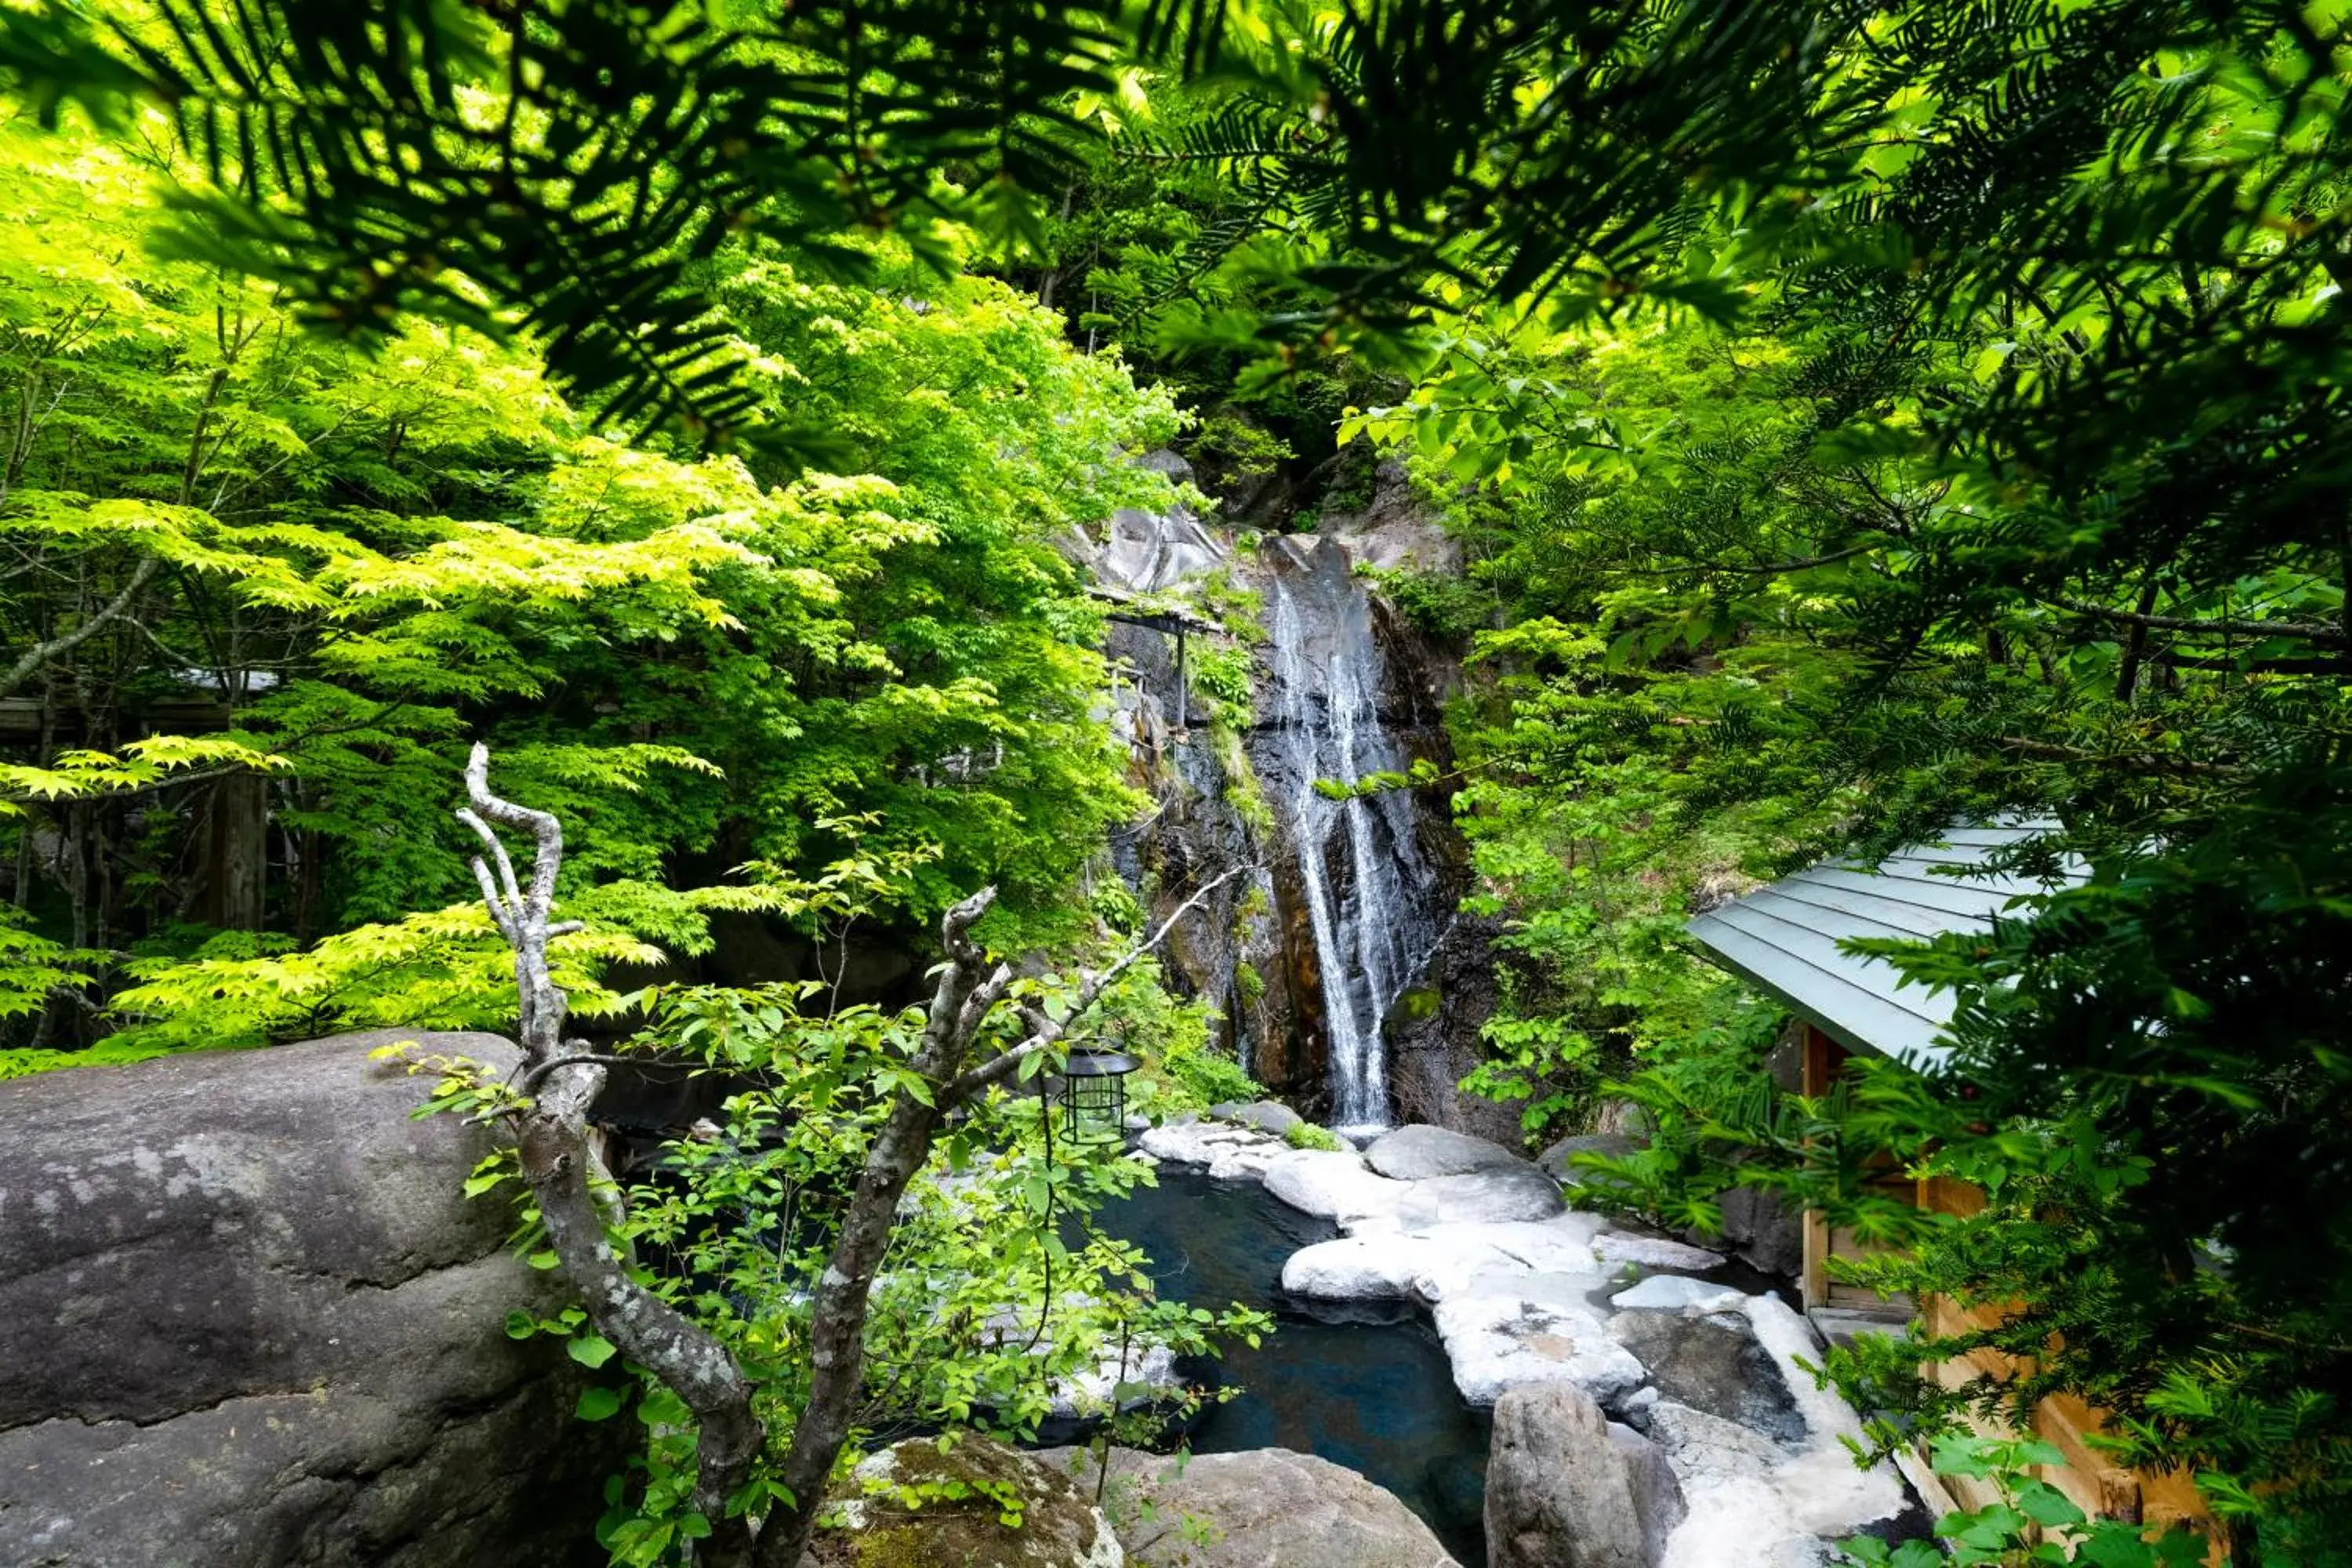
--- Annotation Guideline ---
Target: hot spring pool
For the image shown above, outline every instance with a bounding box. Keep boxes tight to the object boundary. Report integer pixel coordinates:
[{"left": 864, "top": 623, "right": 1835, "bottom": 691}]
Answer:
[{"left": 1088, "top": 1167, "right": 1493, "bottom": 1564}]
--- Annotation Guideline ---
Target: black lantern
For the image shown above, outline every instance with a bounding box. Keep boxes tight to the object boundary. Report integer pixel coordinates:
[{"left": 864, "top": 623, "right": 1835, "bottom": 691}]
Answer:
[{"left": 1055, "top": 1047, "right": 1138, "bottom": 1142}]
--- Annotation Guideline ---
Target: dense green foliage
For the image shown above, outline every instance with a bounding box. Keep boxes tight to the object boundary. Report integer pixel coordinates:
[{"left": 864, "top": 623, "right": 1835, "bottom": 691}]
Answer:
[
  {"left": 1291, "top": 9, "right": 2352, "bottom": 1563},
  {"left": 1842, "top": 1436, "right": 2208, "bottom": 1568},
  {"left": 6, "top": 2, "right": 2352, "bottom": 1563},
  {"left": 0, "top": 0, "right": 1198, "bottom": 457},
  {"left": 0, "top": 113, "right": 1177, "bottom": 1069},
  {"left": 0, "top": 74, "right": 1254, "bottom": 1568},
  {"left": 397, "top": 960, "right": 1266, "bottom": 1566}
]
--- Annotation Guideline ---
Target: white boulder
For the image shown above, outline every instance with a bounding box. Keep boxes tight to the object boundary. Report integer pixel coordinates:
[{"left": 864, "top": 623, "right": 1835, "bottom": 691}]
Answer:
[
  {"left": 1393, "top": 1167, "right": 1566, "bottom": 1227},
  {"left": 1432, "top": 1278, "right": 1647, "bottom": 1407},
  {"left": 1610, "top": 1275, "right": 1748, "bottom": 1314},
  {"left": 1652, "top": 1295, "right": 1911, "bottom": 1568},
  {"left": 1283, "top": 1214, "right": 1613, "bottom": 1305},
  {"left": 1139, "top": 1118, "right": 1284, "bottom": 1177},
  {"left": 1282, "top": 1236, "right": 1433, "bottom": 1300},
  {"left": 1364, "top": 1124, "right": 1527, "bottom": 1180},
  {"left": 1263, "top": 1149, "right": 1412, "bottom": 1225},
  {"left": 1206, "top": 1142, "right": 1288, "bottom": 1182},
  {"left": 1419, "top": 1218, "right": 1609, "bottom": 1289}
]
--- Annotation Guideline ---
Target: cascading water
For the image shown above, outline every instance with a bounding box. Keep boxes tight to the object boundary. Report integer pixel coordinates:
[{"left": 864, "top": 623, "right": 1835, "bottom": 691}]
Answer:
[{"left": 1261, "top": 550, "right": 1443, "bottom": 1131}]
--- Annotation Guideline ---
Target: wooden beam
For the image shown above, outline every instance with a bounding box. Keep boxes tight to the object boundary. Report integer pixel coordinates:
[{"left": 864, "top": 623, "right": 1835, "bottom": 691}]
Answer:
[
  {"left": 1803, "top": 1203, "right": 1831, "bottom": 1308},
  {"left": 1802, "top": 1024, "right": 1834, "bottom": 1307},
  {"left": 0, "top": 696, "right": 234, "bottom": 742},
  {"left": 1087, "top": 586, "right": 1223, "bottom": 637}
]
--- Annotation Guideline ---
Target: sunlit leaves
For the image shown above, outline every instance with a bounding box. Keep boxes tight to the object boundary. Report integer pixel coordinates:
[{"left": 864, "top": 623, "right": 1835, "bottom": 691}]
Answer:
[
  {"left": 1838, "top": 1435, "right": 2205, "bottom": 1568},
  {"left": 0, "top": 737, "right": 292, "bottom": 815},
  {"left": 0, "top": 0, "right": 1158, "bottom": 452},
  {"left": 0, "top": 907, "right": 93, "bottom": 1028},
  {"left": 100, "top": 900, "right": 661, "bottom": 1056},
  {"left": 2, "top": 114, "right": 1186, "bottom": 1065}
]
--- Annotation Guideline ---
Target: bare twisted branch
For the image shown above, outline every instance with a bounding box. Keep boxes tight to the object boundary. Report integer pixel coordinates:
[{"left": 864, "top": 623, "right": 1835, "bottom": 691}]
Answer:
[
  {"left": 457, "top": 742, "right": 763, "bottom": 1568},
  {"left": 943, "top": 862, "right": 1257, "bottom": 1109}
]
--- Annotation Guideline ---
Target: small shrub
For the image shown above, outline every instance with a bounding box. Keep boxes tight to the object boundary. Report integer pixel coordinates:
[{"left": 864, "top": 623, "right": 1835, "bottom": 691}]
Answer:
[
  {"left": 1838, "top": 1436, "right": 2209, "bottom": 1568},
  {"left": 1357, "top": 563, "right": 1490, "bottom": 643},
  {"left": 1285, "top": 1122, "right": 1342, "bottom": 1152},
  {"left": 1212, "top": 726, "right": 1276, "bottom": 837},
  {"left": 1188, "top": 643, "right": 1254, "bottom": 722},
  {"left": 1163, "top": 1038, "right": 1261, "bottom": 1109},
  {"left": 1188, "top": 411, "right": 1293, "bottom": 490}
]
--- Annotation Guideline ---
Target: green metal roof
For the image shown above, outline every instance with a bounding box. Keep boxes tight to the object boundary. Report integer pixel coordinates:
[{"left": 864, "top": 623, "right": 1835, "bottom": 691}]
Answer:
[{"left": 1685, "top": 822, "right": 2082, "bottom": 1069}]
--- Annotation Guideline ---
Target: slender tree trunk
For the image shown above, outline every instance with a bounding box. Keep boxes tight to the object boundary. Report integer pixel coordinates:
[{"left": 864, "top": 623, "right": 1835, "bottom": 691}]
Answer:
[
  {"left": 519, "top": 1058, "right": 767, "bottom": 1567},
  {"left": 754, "top": 891, "right": 998, "bottom": 1568},
  {"left": 752, "top": 866, "right": 1240, "bottom": 1568},
  {"left": 2114, "top": 575, "right": 2160, "bottom": 702},
  {"left": 459, "top": 746, "right": 764, "bottom": 1568}
]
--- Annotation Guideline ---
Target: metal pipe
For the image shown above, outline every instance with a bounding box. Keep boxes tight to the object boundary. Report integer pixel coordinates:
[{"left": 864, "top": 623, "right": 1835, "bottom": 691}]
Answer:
[{"left": 1174, "top": 630, "right": 1188, "bottom": 731}]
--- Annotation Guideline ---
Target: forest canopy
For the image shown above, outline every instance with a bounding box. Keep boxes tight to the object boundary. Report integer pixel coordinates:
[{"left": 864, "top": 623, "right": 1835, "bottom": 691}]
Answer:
[
  {"left": 0, "top": 110, "right": 1185, "bottom": 1069},
  {"left": 2, "top": 2, "right": 2348, "bottom": 1566}
]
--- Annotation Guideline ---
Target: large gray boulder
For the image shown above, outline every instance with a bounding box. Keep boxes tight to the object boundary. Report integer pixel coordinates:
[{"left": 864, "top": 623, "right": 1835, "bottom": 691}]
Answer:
[
  {"left": 0, "top": 1030, "right": 616, "bottom": 1568},
  {"left": 1363, "top": 1125, "right": 1522, "bottom": 1181},
  {"left": 1486, "top": 1383, "right": 1685, "bottom": 1568},
  {"left": 1038, "top": 1446, "right": 1458, "bottom": 1568},
  {"left": 1096, "top": 456, "right": 1222, "bottom": 595},
  {"left": 1325, "top": 458, "right": 1463, "bottom": 576},
  {"left": 1536, "top": 1133, "right": 1641, "bottom": 1188},
  {"left": 1717, "top": 1185, "right": 1805, "bottom": 1279},
  {"left": 1603, "top": 1424, "right": 1686, "bottom": 1567}
]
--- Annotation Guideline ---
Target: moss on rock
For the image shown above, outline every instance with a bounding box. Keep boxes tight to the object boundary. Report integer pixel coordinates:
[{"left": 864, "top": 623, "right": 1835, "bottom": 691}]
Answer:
[{"left": 826, "top": 1436, "right": 1124, "bottom": 1568}]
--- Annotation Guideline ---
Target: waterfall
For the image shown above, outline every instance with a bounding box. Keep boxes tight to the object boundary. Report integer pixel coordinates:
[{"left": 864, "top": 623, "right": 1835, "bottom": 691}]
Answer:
[{"left": 1264, "top": 562, "right": 1441, "bottom": 1131}]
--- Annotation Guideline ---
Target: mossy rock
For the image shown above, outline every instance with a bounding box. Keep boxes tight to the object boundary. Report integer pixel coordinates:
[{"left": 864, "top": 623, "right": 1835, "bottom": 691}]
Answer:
[{"left": 825, "top": 1436, "right": 1124, "bottom": 1568}]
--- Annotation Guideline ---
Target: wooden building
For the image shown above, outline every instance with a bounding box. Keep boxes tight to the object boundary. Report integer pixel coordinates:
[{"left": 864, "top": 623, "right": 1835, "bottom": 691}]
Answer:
[{"left": 1685, "top": 822, "right": 2211, "bottom": 1540}]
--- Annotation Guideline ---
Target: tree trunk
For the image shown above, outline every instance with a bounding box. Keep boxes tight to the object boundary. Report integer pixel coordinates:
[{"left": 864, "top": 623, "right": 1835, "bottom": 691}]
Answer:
[
  {"left": 200, "top": 772, "right": 270, "bottom": 931},
  {"left": 460, "top": 750, "right": 1242, "bottom": 1568},
  {"left": 521, "top": 1059, "right": 765, "bottom": 1568},
  {"left": 460, "top": 745, "right": 765, "bottom": 1568},
  {"left": 753, "top": 887, "right": 998, "bottom": 1568}
]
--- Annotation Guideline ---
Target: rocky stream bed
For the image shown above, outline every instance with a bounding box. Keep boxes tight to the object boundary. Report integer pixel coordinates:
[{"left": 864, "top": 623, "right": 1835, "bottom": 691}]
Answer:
[
  {"left": 0, "top": 1032, "right": 1926, "bottom": 1568},
  {"left": 1114, "top": 1111, "right": 1925, "bottom": 1568}
]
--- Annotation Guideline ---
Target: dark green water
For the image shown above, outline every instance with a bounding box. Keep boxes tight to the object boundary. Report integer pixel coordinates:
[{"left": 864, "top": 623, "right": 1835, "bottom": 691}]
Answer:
[{"left": 1090, "top": 1168, "right": 1492, "bottom": 1565}]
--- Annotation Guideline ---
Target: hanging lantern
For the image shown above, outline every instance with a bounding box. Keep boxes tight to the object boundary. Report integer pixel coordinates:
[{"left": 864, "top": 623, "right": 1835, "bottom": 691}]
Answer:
[{"left": 1055, "top": 1047, "right": 1139, "bottom": 1142}]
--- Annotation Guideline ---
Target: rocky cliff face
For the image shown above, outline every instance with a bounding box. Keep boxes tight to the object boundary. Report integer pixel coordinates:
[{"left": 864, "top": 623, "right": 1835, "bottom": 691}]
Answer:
[
  {"left": 1087, "top": 455, "right": 1498, "bottom": 1135},
  {"left": 0, "top": 1030, "right": 619, "bottom": 1568},
  {"left": 1095, "top": 472, "right": 1286, "bottom": 1076}
]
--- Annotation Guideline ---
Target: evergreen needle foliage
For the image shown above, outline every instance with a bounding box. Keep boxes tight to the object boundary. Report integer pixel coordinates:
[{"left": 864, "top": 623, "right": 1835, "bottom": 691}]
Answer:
[{"left": 5, "top": 2, "right": 2351, "bottom": 1562}]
